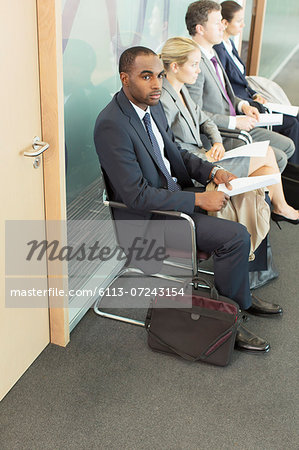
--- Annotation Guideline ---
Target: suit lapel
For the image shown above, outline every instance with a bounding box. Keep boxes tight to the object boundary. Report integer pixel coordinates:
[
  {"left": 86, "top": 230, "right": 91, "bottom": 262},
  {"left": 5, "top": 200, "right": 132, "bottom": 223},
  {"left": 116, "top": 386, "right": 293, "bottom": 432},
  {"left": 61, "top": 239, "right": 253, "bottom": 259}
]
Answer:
[
  {"left": 116, "top": 89, "right": 161, "bottom": 167},
  {"left": 117, "top": 91, "right": 191, "bottom": 185},
  {"left": 180, "top": 87, "right": 202, "bottom": 147},
  {"left": 201, "top": 53, "right": 226, "bottom": 99},
  {"left": 231, "top": 40, "right": 246, "bottom": 71},
  {"left": 163, "top": 79, "right": 201, "bottom": 147},
  {"left": 201, "top": 53, "right": 230, "bottom": 104},
  {"left": 216, "top": 53, "right": 236, "bottom": 101},
  {"left": 151, "top": 107, "right": 179, "bottom": 168}
]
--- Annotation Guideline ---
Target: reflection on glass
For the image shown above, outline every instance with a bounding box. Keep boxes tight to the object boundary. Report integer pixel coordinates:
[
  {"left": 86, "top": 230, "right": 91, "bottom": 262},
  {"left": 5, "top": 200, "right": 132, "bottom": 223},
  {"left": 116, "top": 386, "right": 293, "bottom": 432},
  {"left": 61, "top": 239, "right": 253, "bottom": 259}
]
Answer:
[
  {"left": 62, "top": 0, "right": 191, "bottom": 322},
  {"left": 259, "top": 0, "right": 299, "bottom": 78},
  {"left": 64, "top": 38, "right": 111, "bottom": 204}
]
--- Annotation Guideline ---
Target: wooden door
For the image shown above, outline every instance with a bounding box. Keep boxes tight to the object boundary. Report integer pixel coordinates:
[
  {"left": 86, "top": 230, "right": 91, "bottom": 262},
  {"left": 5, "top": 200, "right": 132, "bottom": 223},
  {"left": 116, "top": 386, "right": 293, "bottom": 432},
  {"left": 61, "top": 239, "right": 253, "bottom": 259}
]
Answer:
[{"left": 0, "top": 0, "right": 50, "bottom": 400}]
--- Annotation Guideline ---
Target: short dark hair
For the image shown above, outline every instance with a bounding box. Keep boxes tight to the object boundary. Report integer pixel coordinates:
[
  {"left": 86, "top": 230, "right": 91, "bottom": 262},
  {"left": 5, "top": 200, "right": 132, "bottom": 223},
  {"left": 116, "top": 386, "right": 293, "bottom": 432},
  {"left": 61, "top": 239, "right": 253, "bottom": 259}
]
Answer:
[
  {"left": 185, "top": 1, "right": 221, "bottom": 36},
  {"left": 221, "top": 1, "right": 243, "bottom": 22},
  {"left": 119, "top": 46, "right": 156, "bottom": 73}
]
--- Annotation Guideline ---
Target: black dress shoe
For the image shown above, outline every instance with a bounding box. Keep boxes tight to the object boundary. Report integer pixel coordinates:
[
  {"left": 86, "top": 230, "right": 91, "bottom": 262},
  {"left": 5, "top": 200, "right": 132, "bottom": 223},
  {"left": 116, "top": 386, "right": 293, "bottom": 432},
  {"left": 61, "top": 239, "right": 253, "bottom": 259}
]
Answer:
[
  {"left": 235, "top": 325, "right": 270, "bottom": 353},
  {"left": 246, "top": 294, "right": 283, "bottom": 316}
]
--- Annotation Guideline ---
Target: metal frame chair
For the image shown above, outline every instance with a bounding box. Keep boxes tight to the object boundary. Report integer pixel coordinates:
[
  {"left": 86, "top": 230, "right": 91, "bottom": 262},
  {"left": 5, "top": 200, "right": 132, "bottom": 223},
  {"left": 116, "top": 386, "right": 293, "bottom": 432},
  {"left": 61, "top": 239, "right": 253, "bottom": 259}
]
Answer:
[
  {"left": 218, "top": 128, "right": 253, "bottom": 145},
  {"left": 94, "top": 128, "right": 261, "bottom": 327},
  {"left": 93, "top": 193, "right": 213, "bottom": 327}
]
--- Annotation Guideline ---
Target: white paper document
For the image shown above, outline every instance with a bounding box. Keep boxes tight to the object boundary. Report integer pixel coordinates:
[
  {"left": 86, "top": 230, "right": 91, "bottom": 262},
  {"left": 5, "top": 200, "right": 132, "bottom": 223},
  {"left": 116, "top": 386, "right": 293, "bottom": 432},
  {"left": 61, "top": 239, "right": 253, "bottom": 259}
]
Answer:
[
  {"left": 220, "top": 140, "right": 269, "bottom": 160},
  {"left": 265, "top": 102, "right": 299, "bottom": 117},
  {"left": 254, "top": 113, "right": 283, "bottom": 127},
  {"left": 218, "top": 173, "right": 281, "bottom": 197}
]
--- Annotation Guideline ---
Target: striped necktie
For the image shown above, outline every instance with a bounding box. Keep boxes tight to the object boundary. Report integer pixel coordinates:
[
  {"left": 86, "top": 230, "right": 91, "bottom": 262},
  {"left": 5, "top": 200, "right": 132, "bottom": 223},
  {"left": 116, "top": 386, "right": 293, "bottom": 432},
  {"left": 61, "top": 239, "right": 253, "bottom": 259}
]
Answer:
[{"left": 143, "top": 113, "right": 181, "bottom": 192}]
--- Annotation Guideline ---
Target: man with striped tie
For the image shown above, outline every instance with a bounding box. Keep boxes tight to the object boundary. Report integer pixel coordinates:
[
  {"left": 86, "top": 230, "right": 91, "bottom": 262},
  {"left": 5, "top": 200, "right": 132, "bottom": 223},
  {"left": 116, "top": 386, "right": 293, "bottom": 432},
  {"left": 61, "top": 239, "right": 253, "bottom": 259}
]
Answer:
[{"left": 94, "top": 46, "right": 281, "bottom": 353}]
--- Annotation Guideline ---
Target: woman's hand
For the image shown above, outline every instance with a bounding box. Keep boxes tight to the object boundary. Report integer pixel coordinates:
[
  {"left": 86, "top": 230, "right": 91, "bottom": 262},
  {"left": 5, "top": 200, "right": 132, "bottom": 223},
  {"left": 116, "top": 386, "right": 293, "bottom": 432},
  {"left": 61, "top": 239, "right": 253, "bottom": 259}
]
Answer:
[{"left": 205, "top": 143, "right": 225, "bottom": 161}]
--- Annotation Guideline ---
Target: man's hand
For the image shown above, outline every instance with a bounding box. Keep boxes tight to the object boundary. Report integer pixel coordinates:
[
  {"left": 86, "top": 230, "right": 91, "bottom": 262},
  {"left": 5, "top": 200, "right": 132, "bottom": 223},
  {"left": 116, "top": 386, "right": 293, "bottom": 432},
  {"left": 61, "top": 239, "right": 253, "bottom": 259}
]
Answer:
[
  {"left": 213, "top": 169, "right": 236, "bottom": 189},
  {"left": 195, "top": 191, "right": 229, "bottom": 211},
  {"left": 205, "top": 142, "right": 225, "bottom": 162},
  {"left": 253, "top": 94, "right": 267, "bottom": 104},
  {"left": 242, "top": 104, "right": 260, "bottom": 121},
  {"left": 235, "top": 115, "right": 257, "bottom": 131}
]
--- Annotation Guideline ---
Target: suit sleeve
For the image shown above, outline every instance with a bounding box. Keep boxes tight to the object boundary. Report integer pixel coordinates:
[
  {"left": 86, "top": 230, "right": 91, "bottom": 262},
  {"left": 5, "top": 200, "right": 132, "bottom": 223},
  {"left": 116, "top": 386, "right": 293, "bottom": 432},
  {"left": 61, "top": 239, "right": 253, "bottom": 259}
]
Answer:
[
  {"left": 199, "top": 110, "right": 222, "bottom": 144},
  {"left": 247, "top": 84, "right": 257, "bottom": 98}
]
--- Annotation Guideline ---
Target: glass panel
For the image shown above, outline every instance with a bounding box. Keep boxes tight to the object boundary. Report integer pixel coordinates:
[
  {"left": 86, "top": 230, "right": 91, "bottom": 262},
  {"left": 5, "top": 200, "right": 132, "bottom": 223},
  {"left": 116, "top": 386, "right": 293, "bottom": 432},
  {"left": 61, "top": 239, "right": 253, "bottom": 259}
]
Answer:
[
  {"left": 243, "top": 0, "right": 253, "bottom": 43},
  {"left": 62, "top": 0, "right": 191, "bottom": 329},
  {"left": 259, "top": 0, "right": 299, "bottom": 78}
]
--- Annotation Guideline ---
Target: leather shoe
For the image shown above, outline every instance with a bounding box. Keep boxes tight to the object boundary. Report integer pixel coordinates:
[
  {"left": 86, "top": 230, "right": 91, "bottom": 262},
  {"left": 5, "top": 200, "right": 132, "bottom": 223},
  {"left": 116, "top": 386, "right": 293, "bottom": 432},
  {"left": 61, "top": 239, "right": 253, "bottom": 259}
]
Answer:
[
  {"left": 235, "top": 325, "right": 270, "bottom": 353},
  {"left": 246, "top": 294, "right": 283, "bottom": 316}
]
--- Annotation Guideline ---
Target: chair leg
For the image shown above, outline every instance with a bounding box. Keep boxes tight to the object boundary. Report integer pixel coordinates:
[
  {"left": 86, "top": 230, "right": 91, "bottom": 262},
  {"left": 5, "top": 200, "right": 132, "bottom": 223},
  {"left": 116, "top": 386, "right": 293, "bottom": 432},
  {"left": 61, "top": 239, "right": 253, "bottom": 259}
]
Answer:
[
  {"left": 198, "top": 268, "right": 214, "bottom": 276},
  {"left": 93, "top": 267, "right": 189, "bottom": 327},
  {"left": 94, "top": 262, "right": 213, "bottom": 326}
]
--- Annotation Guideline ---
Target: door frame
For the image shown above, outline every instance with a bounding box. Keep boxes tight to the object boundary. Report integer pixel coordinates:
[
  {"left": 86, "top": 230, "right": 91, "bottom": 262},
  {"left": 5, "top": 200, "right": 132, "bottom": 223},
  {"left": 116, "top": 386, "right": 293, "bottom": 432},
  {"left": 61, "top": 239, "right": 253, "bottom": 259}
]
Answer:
[
  {"left": 37, "top": 0, "right": 69, "bottom": 346},
  {"left": 246, "top": 0, "right": 267, "bottom": 75}
]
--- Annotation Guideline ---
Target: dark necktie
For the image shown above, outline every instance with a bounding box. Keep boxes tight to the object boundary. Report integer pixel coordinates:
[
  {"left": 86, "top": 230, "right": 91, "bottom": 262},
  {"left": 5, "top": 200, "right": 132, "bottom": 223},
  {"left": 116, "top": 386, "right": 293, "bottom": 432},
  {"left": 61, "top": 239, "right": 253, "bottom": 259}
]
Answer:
[
  {"left": 210, "top": 56, "right": 236, "bottom": 116},
  {"left": 142, "top": 112, "right": 181, "bottom": 192}
]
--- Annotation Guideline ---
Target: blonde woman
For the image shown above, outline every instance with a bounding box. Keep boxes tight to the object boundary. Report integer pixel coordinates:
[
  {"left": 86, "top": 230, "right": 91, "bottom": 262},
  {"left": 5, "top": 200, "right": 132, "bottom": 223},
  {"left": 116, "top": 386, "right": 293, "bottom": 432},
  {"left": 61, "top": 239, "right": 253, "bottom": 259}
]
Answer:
[{"left": 160, "top": 37, "right": 299, "bottom": 225}]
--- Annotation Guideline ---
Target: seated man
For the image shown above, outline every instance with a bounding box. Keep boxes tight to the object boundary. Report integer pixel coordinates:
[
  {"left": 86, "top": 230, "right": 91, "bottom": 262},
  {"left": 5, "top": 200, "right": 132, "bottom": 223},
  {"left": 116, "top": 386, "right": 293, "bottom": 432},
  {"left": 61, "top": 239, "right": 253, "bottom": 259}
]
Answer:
[
  {"left": 94, "top": 46, "right": 283, "bottom": 354},
  {"left": 185, "top": 0, "right": 295, "bottom": 173}
]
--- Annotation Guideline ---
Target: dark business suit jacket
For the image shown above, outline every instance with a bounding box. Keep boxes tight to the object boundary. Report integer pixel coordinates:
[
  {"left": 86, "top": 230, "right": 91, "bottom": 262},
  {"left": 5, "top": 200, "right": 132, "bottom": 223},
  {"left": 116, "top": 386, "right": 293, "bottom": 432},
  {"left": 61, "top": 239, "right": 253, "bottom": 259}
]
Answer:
[
  {"left": 213, "top": 40, "right": 256, "bottom": 102},
  {"left": 94, "top": 89, "right": 213, "bottom": 272},
  {"left": 94, "top": 89, "right": 213, "bottom": 215},
  {"left": 213, "top": 41, "right": 299, "bottom": 164},
  {"left": 94, "top": 89, "right": 253, "bottom": 308}
]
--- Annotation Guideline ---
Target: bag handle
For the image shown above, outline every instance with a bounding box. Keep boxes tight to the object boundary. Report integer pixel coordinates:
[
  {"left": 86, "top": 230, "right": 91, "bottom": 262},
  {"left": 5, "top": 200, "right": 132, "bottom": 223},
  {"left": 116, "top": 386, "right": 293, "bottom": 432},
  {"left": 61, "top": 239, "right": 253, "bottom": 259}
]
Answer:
[{"left": 182, "top": 276, "right": 219, "bottom": 301}]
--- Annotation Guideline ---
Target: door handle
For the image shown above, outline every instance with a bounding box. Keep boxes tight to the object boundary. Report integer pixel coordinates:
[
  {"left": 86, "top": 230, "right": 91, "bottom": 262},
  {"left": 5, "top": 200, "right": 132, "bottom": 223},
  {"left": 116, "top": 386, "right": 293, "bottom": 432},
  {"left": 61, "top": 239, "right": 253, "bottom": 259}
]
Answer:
[{"left": 23, "top": 136, "right": 50, "bottom": 157}]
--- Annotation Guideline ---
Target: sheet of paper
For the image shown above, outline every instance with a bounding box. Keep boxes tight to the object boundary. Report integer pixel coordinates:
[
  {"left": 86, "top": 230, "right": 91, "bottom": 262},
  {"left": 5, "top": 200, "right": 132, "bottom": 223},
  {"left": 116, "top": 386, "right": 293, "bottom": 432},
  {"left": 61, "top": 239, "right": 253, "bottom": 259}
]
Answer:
[
  {"left": 254, "top": 113, "right": 283, "bottom": 127},
  {"left": 265, "top": 102, "right": 299, "bottom": 117},
  {"left": 220, "top": 140, "right": 269, "bottom": 160},
  {"left": 218, "top": 173, "right": 281, "bottom": 197}
]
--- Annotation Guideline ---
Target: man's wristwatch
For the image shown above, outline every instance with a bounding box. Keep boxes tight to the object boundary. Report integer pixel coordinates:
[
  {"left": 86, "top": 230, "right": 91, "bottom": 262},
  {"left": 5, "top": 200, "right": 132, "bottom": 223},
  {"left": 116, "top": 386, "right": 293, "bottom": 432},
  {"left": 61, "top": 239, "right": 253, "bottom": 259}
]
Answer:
[{"left": 209, "top": 165, "right": 224, "bottom": 181}]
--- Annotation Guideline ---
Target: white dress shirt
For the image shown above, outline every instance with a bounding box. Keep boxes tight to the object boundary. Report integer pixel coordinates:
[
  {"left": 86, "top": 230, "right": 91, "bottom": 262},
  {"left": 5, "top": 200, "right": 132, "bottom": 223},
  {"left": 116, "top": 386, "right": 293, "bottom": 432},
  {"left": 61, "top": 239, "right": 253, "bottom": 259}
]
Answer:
[
  {"left": 223, "top": 39, "right": 245, "bottom": 75},
  {"left": 130, "top": 101, "right": 174, "bottom": 178}
]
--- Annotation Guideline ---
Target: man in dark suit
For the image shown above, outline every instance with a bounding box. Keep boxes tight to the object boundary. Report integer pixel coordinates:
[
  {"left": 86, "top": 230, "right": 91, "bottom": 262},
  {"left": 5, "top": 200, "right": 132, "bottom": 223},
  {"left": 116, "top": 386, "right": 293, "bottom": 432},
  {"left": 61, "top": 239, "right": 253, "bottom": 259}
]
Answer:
[
  {"left": 94, "top": 46, "right": 283, "bottom": 353},
  {"left": 185, "top": 0, "right": 295, "bottom": 173}
]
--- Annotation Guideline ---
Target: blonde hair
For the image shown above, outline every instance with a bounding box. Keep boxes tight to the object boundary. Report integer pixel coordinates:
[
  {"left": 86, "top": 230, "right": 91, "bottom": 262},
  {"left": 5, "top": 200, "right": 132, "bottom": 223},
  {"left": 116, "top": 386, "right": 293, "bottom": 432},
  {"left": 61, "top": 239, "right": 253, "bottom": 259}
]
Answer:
[{"left": 160, "top": 37, "right": 200, "bottom": 70}]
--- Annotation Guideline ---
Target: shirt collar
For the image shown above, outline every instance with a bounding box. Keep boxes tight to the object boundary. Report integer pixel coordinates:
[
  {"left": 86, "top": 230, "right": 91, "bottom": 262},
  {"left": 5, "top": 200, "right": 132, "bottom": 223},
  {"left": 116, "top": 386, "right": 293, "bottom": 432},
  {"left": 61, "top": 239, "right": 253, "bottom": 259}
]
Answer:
[
  {"left": 223, "top": 39, "right": 233, "bottom": 54},
  {"left": 199, "top": 45, "right": 215, "bottom": 61},
  {"left": 130, "top": 101, "right": 150, "bottom": 121}
]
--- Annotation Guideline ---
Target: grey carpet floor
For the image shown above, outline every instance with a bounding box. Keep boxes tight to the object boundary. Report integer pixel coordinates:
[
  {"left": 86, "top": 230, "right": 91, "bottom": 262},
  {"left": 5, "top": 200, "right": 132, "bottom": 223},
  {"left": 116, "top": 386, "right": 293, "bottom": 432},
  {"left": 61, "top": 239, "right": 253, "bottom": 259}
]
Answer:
[{"left": 0, "top": 221, "right": 298, "bottom": 450}]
